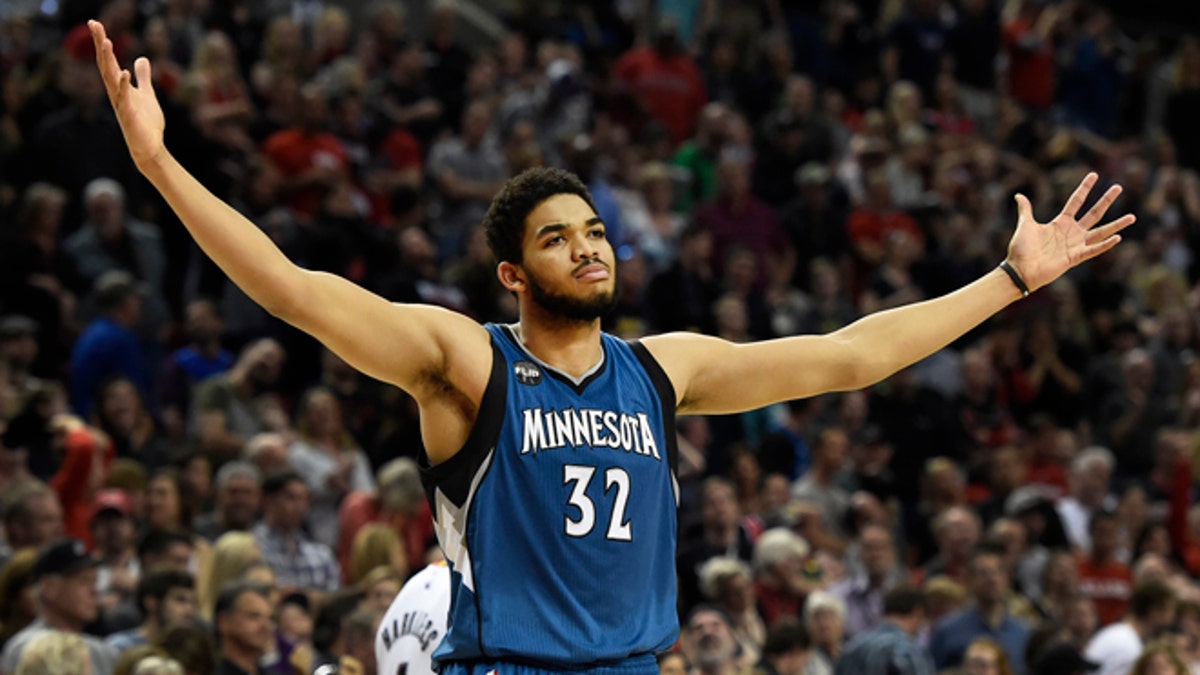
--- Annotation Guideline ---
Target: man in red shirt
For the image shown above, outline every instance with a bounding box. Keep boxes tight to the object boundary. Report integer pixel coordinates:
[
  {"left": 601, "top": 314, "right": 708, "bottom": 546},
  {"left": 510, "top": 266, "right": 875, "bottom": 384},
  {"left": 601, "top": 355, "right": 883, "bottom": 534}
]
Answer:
[
  {"left": 261, "top": 88, "right": 349, "bottom": 222},
  {"left": 1002, "top": 0, "right": 1063, "bottom": 111},
  {"left": 1077, "top": 510, "right": 1132, "bottom": 626},
  {"left": 612, "top": 22, "right": 707, "bottom": 146}
]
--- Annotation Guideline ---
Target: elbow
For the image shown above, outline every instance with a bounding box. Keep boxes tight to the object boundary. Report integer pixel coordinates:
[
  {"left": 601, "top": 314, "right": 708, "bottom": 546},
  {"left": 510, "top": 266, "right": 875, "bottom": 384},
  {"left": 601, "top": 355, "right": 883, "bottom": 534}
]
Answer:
[{"left": 260, "top": 271, "right": 314, "bottom": 323}]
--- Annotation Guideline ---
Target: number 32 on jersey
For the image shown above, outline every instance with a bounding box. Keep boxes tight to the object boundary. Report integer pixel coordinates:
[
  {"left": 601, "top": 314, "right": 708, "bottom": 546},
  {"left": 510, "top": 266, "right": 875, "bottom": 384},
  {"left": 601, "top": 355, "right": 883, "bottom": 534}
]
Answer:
[{"left": 562, "top": 464, "right": 633, "bottom": 541}]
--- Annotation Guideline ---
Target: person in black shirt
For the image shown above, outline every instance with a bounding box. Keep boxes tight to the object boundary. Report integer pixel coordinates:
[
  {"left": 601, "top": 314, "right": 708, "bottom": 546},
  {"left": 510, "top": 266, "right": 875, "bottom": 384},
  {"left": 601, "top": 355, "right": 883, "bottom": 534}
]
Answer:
[{"left": 213, "top": 581, "right": 274, "bottom": 675}]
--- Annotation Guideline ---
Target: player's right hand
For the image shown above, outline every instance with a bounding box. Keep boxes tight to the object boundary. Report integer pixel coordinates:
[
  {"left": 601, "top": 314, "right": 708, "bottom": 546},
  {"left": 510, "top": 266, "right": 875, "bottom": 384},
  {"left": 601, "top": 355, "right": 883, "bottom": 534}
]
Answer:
[{"left": 89, "top": 20, "right": 166, "bottom": 169}]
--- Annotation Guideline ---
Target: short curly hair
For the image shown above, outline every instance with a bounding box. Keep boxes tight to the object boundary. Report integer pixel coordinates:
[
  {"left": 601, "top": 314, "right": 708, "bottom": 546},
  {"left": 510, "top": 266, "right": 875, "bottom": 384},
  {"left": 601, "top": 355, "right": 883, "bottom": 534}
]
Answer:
[{"left": 482, "top": 167, "right": 597, "bottom": 264}]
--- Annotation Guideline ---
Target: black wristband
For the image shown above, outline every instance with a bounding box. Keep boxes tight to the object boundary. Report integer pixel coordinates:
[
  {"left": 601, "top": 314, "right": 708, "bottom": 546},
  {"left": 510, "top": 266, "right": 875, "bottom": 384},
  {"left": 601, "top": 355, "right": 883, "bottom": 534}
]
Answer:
[{"left": 999, "top": 260, "right": 1031, "bottom": 298}]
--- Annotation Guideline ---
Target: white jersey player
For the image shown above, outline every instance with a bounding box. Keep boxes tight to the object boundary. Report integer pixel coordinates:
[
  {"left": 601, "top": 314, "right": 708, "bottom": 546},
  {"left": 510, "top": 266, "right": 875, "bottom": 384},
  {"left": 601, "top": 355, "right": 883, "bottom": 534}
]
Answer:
[{"left": 376, "top": 562, "right": 451, "bottom": 675}]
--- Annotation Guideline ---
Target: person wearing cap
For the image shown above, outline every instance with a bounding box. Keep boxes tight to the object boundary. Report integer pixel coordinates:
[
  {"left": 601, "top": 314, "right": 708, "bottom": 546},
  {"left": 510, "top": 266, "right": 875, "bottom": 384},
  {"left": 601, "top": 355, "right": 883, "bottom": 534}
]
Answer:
[
  {"left": 1084, "top": 580, "right": 1178, "bottom": 675},
  {"left": 1032, "top": 641, "right": 1101, "bottom": 675},
  {"left": 104, "top": 569, "right": 197, "bottom": 652},
  {"left": 68, "top": 270, "right": 149, "bottom": 419},
  {"left": 91, "top": 489, "right": 138, "bottom": 610},
  {"left": 0, "top": 538, "right": 118, "bottom": 675}
]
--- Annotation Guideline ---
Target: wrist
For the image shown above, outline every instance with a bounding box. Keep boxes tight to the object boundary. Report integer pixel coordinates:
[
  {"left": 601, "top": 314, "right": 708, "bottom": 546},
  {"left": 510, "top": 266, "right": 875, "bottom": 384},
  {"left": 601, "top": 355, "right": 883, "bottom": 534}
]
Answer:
[{"left": 999, "top": 260, "right": 1031, "bottom": 298}]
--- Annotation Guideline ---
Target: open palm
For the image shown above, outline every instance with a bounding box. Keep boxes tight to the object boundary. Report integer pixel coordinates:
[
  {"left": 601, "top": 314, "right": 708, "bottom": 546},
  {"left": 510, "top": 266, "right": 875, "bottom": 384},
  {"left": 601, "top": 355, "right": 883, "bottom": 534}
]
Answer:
[
  {"left": 89, "top": 20, "right": 165, "bottom": 169},
  {"left": 1007, "top": 172, "right": 1136, "bottom": 292}
]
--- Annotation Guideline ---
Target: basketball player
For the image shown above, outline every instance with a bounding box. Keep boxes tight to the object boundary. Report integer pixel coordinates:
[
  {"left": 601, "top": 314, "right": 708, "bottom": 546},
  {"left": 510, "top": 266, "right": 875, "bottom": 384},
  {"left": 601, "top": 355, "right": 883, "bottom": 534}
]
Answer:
[
  {"left": 376, "top": 562, "right": 451, "bottom": 675},
  {"left": 89, "top": 20, "right": 1135, "bottom": 675}
]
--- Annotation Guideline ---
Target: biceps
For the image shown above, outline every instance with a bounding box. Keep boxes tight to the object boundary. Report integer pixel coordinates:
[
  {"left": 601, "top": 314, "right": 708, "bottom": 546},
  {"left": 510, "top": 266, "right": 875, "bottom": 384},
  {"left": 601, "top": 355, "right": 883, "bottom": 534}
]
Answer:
[{"left": 288, "top": 271, "right": 485, "bottom": 395}]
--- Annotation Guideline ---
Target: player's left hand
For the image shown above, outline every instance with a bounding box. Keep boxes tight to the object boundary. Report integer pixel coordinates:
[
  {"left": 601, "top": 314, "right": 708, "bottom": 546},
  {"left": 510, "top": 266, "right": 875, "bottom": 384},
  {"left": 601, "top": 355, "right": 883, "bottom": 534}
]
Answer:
[{"left": 1006, "top": 172, "right": 1136, "bottom": 293}]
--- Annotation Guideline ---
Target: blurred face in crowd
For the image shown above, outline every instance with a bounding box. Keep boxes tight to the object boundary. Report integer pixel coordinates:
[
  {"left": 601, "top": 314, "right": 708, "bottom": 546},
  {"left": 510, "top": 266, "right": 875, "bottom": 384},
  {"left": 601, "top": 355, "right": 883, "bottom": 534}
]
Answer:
[
  {"left": 365, "top": 577, "right": 402, "bottom": 614},
  {"left": 0, "top": 331, "right": 38, "bottom": 370},
  {"left": 462, "top": 102, "right": 492, "bottom": 147},
  {"left": 961, "top": 349, "right": 994, "bottom": 394},
  {"left": 219, "top": 590, "right": 275, "bottom": 656},
  {"left": 1044, "top": 552, "right": 1079, "bottom": 596},
  {"left": 267, "top": 479, "right": 311, "bottom": 532},
  {"left": 277, "top": 602, "right": 313, "bottom": 644},
  {"left": 988, "top": 519, "right": 1027, "bottom": 571},
  {"left": 1075, "top": 459, "right": 1112, "bottom": 502},
  {"left": 219, "top": 475, "right": 261, "bottom": 530},
  {"left": 1138, "top": 652, "right": 1179, "bottom": 675},
  {"left": 963, "top": 641, "right": 1003, "bottom": 675},
  {"left": 87, "top": 190, "right": 126, "bottom": 240},
  {"left": 1090, "top": 516, "right": 1121, "bottom": 561},
  {"left": 184, "top": 300, "right": 223, "bottom": 345},
  {"left": 717, "top": 153, "right": 751, "bottom": 201},
  {"left": 249, "top": 341, "right": 285, "bottom": 386},
  {"left": 859, "top": 525, "right": 896, "bottom": 579},
  {"left": 146, "top": 475, "right": 183, "bottom": 530},
  {"left": 969, "top": 553, "right": 1009, "bottom": 606},
  {"left": 302, "top": 390, "right": 343, "bottom": 439},
  {"left": 155, "top": 541, "right": 195, "bottom": 573},
  {"left": 41, "top": 567, "right": 100, "bottom": 628},
  {"left": 99, "top": 378, "right": 141, "bottom": 436},
  {"left": 990, "top": 447, "right": 1027, "bottom": 494},
  {"left": 155, "top": 586, "right": 199, "bottom": 627},
  {"left": 761, "top": 475, "right": 791, "bottom": 516},
  {"left": 701, "top": 481, "right": 739, "bottom": 531},
  {"left": 12, "top": 493, "right": 64, "bottom": 548},
  {"left": 685, "top": 609, "right": 738, "bottom": 669},
  {"left": 815, "top": 429, "right": 849, "bottom": 473},
  {"left": 718, "top": 572, "right": 755, "bottom": 614},
  {"left": 807, "top": 606, "right": 844, "bottom": 651},
  {"left": 92, "top": 511, "right": 135, "bottom": 557}
]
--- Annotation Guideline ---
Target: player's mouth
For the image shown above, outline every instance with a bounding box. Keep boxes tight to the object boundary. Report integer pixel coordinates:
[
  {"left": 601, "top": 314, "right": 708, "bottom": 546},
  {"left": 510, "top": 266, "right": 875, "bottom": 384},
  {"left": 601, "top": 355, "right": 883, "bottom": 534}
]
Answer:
[{"left": 574, "top": 261, "right": 610, "bottom": 282}]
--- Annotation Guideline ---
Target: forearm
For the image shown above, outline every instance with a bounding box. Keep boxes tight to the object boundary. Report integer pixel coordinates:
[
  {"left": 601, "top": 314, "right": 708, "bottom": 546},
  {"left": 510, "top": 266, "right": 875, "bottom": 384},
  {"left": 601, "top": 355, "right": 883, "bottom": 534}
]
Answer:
[
  {"left": 140, "top": 151, "right": 306, "bottom": 315},
  {"left": 837, "top": 267, "right": 1021, "bottom": 387}
]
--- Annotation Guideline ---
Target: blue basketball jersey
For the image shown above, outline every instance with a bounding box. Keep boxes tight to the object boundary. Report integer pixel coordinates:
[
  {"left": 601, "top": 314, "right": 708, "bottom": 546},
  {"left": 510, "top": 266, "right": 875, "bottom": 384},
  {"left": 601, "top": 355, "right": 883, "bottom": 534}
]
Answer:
[{"left": 421, "top": 323, "right": 679, "bottom": 670}]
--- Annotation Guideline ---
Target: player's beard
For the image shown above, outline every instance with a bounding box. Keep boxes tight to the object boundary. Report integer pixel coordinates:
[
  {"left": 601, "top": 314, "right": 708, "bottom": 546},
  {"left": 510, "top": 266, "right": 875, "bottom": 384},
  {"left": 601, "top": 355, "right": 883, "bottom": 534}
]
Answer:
[{"left": 526, "top": 268, "right": 618, "bottom": 323}]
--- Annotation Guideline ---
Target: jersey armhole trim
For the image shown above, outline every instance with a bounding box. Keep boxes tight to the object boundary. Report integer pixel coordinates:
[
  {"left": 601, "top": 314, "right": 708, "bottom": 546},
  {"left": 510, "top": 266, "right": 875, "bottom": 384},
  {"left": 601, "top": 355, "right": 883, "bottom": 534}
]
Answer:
[
  {"left": 419, "top": 339, "right": 508, "bottom": 507},
  {"left": 629, "top": 340, "right": 679, "bottom": 478}
]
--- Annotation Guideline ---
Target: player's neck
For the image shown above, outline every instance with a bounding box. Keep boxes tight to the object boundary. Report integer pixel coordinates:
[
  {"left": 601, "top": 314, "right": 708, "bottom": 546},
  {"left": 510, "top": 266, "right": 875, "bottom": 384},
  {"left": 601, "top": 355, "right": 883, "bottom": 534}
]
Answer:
[{"left": 513, "top": 317, "right": 603, "bottom": 379}]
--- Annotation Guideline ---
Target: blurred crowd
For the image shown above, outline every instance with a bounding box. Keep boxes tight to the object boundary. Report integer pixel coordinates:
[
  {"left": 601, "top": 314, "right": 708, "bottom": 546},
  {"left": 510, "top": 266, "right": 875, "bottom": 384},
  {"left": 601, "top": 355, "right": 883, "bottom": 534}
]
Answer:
[{"left": 1, "top": 0, "right": 1200, "bottom": 674}]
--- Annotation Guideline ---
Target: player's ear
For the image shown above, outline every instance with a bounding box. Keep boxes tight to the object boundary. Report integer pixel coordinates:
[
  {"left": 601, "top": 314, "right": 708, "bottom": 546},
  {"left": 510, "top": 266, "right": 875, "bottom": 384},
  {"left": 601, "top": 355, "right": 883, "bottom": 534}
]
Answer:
[{"left": 497, "top": 262, "right": 525, "bottom": 292}]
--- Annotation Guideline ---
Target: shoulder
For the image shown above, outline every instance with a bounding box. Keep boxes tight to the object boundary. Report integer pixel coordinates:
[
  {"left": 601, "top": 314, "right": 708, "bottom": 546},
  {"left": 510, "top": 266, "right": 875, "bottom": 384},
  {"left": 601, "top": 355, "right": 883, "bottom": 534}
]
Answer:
[
  {"left": 63, "top": 227, "right": 96, "bottom": 249},
  {"left": 932, "top": 607, "right": 974, "bottom": 635}
]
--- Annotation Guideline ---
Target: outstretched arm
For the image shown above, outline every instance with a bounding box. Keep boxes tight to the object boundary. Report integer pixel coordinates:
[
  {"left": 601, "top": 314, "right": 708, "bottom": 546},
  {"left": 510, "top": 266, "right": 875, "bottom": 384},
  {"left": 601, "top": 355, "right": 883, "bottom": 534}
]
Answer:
[
  {"left": 88, "top": 22, "right": 490, "bottom": 408},
  {"left": 645, "top": 173, "right": 1135, "bottom": 414}
]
